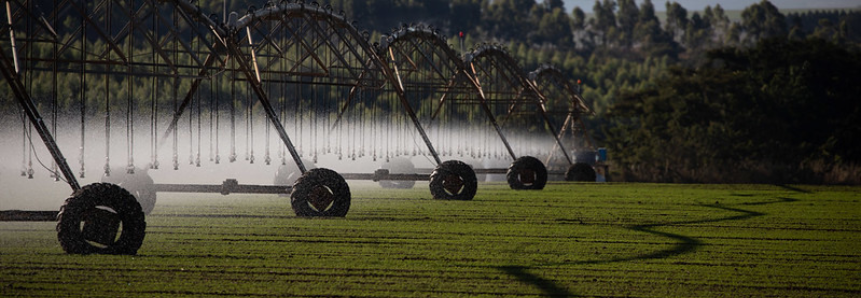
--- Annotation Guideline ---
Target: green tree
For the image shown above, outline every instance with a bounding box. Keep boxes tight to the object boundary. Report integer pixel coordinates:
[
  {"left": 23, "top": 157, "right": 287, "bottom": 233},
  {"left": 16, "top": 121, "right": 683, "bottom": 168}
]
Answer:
[
  {"left": 665, "top": 1, "right": 689, "bottom": 43},
  {"left": 592, "top": 0, "right": 617, "bottom": 46},
  {"left": 616, "top": 0, "right": 639, "bottom": 46},
  {"left": 811, "top": 18, "right": 840, "bottom": 41},
  {"left": 726, "top": 22, "right": 742, "bottom": 45},
  {"left": 533, "top": 7, "right": 574, "bottom": 47},
  {"left": 788, "top": 15, "right": 807, "bottom": 41},
  {"left": 571, "top": 6, "right": 596, "bottom": 51},
  {"left": 572, "top": 6, "right": 587, "bottom": 30},
  {"left": 709, "top": 4, "right": 732, "bottom": 46},
  {"left": 486, "top": 0, "right": 536, "bottom": 41},
  {"left": 683, "top": 11, "right": 712, "bottom": 51},
  {"left": 450, "top": 0, "right": 485, "bottom": 34},
  {"left": 638, "top": 0, "right": 658, "bottom": 24},
  {"left": 633, "top": 0, "right": 679, "bottom": 59},
  {"left": 740, "top": 0, "right": 787, "bottom": 45},
  {"left": 543, "top": 0, "right": 564, "bottom": 10},
  {"left": 606, "top": 38, "right": 861, "bottom": 183}
]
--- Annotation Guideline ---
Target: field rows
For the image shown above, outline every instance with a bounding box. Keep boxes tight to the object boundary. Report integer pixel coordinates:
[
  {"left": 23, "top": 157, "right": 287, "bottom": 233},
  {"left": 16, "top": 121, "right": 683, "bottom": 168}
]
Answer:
[{"left": 2, "top": 182, "right": 860, "bottom": 297}]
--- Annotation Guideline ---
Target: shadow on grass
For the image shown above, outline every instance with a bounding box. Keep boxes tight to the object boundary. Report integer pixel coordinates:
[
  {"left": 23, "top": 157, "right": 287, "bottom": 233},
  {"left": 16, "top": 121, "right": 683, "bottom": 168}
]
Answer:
[
  {"left": 774, "top": 184, "right": 812, "bottom": 193},
  {"left": 153, "top": 214, "right": 295, "bottom": 219},
  {"left": 500, "top": 265, "right": 573, "bottom": 297},
  {"left": 496, "top": 197, "right": 798, "bottom": 296}
]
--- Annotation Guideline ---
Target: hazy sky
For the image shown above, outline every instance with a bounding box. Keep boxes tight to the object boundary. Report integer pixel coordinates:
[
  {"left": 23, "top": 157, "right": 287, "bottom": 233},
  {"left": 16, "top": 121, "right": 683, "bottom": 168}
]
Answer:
[{"left": 562, "top": 0, "right": 861, "bottom": 11}]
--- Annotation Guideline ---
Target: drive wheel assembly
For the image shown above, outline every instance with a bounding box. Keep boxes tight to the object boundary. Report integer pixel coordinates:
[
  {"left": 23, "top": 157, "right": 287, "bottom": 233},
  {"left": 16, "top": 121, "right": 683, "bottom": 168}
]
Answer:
[
  {"left": 566, "top": 163, "right": 597, "bottom": 182},
  {"left": 291, "top": 168, "right": 351, "bottom": 217},
  {"left": 507, "top": 156, "right": 548, "bottom": 190},
  {"left": 56, "top": 183, "right": 146, "bottom": 255},
  {"left": 429, "top": 160, "right": 477, "bottom": 200}
]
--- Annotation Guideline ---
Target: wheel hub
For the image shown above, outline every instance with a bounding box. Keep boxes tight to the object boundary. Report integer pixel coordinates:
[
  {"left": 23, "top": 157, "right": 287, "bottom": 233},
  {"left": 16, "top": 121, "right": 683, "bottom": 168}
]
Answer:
[
  {"left": 442, "top": 173, "right": 464, "bottom": 194},
  {"left": 82, "top": 207, "right": 120, "bottom": 246},
  {"left": 307, "top": 185, "right": 335, "bottom": 211},
  {"left": 519, "top": 169, "right": 536, "bottom": 184}
]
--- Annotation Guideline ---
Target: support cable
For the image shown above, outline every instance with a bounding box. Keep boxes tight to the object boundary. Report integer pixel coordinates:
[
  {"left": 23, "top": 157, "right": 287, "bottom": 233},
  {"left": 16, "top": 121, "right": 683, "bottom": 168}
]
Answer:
[
  {"left": 209, "top": 67, "right": 215, "bottom": 163},
  {"left": 230, "top": 61, "right": 237, "bottom": 163},
  {"left": 20, "top": 111, "right": 28, "bottom": 177},
  {"left": 172, "top": 8, "right": 179, "bottom": 170},
  {"left": 188, "top": 70, "right": 194, "bottom": 165},
  {"left": 215, "top": 70, "right": 221, "bottom": 164},
  {"left": 104, "top": 56, "right": 111, "bottom": 176},
  {"left": 28, "top": 121, "right": 33, "bottom": 179},
  {"left": 26, "top": 0, "right": 34, "bottom": 179},
  {"left": 196, "top": 21, "right": 202, "bottom": 167},
  {"left": 280, "top": 59, "right": 287, "bottom": 165},
  {"left": 127, "top": 11, "right": 135, "bottom": 175},
  {"left": 196, "top": 68, "right": 202, "bottom": 167},
  {"left": 264, "top": 63, "right": 271, "bottom": 165},
  {"left": 247, "top": 73, "right": 254, "bottom": 164},
  {"left": 150, "top": 6, "right": 159, "bottom": 170},
  {"left": 51, "top": 0, "right": 59, "bottom": 181},
  {"left": 104, "top": 0, "right": 113, "bottom": 177},
  {"left": 79, "top": 14, "right": 86, "bottom": 178}
]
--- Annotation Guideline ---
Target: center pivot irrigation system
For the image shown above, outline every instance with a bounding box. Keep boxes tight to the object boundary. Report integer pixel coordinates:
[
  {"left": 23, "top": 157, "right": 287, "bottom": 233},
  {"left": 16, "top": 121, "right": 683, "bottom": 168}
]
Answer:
[{"left": 0, "top": 0, "right": 598, "bottom": 255}]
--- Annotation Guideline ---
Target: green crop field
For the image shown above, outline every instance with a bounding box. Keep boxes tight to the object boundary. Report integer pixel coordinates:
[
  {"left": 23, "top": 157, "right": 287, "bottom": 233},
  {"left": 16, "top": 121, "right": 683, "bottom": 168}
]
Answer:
[{"left": 1, "top": 182, "right": 859, "bottom": 297}]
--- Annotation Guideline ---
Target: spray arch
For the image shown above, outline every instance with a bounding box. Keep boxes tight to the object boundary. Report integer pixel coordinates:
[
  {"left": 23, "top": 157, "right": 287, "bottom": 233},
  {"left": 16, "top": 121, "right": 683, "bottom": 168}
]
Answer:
[
  {"left": 528, "top": 65, "right": 593, "bottom": 164},
  {"left": 462, "top": 44, "right": 576, "bottom": 188},
  {"left": 359, "top": 26, "right": 468, "bottom": 189},
  {"left": 529, "top": 64, "right": 598, "bottom": 181},
  {"left": 375, "top": 26, "right": 482, "bottom": 159}
]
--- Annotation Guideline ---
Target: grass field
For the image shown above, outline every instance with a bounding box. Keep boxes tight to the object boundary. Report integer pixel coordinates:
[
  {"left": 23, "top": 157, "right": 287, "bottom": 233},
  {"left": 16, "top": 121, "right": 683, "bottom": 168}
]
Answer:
[{"left": 1, "top": 182, "right": 859, "bottom": 297}]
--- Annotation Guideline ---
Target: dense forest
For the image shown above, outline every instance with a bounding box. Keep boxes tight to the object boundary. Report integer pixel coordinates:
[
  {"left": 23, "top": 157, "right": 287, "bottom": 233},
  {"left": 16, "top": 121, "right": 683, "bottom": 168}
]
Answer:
[
  {"left": 607, "top": 38, "right": 861, "bottom": 183},
  {"left": 314, "top": 0, "right": 861, "bottom": 184},
  {"left": 3, "top": 0, "right": 859, "bottom": 184}
]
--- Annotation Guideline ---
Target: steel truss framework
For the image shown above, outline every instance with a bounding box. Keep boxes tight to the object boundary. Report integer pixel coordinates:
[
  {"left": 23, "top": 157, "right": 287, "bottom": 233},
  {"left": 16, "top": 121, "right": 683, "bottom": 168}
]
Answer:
[
  {"left": 376, "top": 26, "right": 493, "bottom": 160},
  {"left": 2, "top": 0, "right": 592, "bottom": 198},
  {"left": 528, "top": 64, "right": 594, "bottom": 169},
  {"left": 463, "top": 44, "right": 573, "bottom": 164},
  {"left": 376, "top": 27, "right": 587, "bottom": 166},
  {"left": 2, "top": 0, "right": 228, "bottom": 192}
]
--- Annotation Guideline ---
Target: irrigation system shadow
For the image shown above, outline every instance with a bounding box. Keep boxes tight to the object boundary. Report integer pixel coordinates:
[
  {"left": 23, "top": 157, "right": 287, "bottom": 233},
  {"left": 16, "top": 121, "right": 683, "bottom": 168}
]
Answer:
[
  {"left": 500, "top": 265, "right": 574, "bottom": 297},
  {"left": 774, "top": 184, "right": 812, "bottom": 193},
  {"left": 495, "top": 197, "right": 798, "bottom": 297},
  {"left": 154, "top": 214, "right": 296, "bottom": 219}
]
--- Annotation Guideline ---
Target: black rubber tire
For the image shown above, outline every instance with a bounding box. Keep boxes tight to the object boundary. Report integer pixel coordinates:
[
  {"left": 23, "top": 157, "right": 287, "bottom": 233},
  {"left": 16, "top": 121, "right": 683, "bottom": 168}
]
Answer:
[
  {"left": 379, "top": 157, "right": 416, "bottom": 189},
  {"left": 275, "top": 159, "right": 316, "bottom": 197},
  {"left": 463, "top": 159, "right": 486, "bottom": 182},
  {"left": 291, "top": 168, "right": 351, "bottom": 217},
  {"left": 429, "top": 160, "right": 477, "bottom": 200},
  {"left": 56, "top": 183, "right": 146, "bottom": 255},
  {"left": 507, "top": 156, "right": 548, "bottom": 190},
  {"left": 101, "top": 168, "right": 156, "bottom": 215},
  {"left": 566, "top": 163, "right": 597, "bottom": 182}
]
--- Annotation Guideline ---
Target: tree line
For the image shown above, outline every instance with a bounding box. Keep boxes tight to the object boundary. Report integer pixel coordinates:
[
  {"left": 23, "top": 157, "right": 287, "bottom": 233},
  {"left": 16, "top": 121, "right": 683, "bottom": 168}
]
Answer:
[{"left": 605, "top": 38, "right": 861, "bottom": 184}]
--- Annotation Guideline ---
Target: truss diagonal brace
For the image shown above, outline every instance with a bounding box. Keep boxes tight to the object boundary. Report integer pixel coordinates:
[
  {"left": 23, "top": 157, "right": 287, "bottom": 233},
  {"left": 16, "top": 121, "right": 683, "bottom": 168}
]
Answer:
[
  {"left": 227, "top": 39, "right": 307, "bottom": 174},
  {"left": 386, "top": 48, "right": 441, "bottom": 165},
  {"left": 159, "top": 53, "right": 219, "bottom": 150},
  {"left": 466, "top": 64, "right": 517, "bottom": 161},
  {"left": 4, "top": 0, "right": 20, "bottom": 73},
  {"left": 0, "top": 49, "right": 80, "bottom": 192}
]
